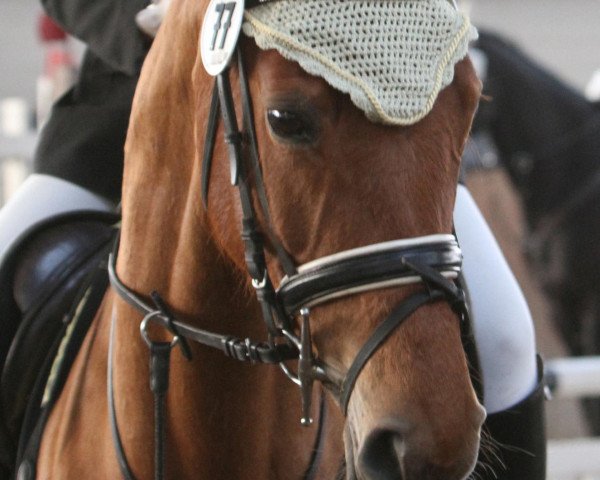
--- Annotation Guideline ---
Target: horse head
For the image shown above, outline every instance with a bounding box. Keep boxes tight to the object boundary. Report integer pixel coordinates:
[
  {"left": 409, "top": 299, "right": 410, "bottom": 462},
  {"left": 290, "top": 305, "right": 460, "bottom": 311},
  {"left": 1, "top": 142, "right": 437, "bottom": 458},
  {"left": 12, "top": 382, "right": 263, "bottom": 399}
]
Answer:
[{"left": 117, "top": 0, "right": 484, "bottom": 478}]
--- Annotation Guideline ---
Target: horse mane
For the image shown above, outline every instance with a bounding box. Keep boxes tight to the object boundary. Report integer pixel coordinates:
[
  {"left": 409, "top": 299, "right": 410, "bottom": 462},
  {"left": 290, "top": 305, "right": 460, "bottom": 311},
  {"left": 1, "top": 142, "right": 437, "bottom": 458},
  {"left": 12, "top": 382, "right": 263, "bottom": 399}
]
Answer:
[{"left": 119, "top": 0, "right": 228, "bottom": 292}]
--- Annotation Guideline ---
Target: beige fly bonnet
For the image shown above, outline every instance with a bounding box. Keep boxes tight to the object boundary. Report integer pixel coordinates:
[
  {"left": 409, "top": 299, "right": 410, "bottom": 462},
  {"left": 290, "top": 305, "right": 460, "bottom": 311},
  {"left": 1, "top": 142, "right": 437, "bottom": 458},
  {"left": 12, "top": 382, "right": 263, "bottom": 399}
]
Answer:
[{"left": 242, "top": 0, "right": 477, "bottom": 125}]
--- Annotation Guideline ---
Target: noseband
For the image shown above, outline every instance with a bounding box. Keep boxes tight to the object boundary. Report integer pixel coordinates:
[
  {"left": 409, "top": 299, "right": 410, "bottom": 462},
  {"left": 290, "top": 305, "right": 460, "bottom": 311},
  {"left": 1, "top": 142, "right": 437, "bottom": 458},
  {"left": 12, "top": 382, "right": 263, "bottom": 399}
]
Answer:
[{"left": 107, "top": 0, "right": 468, "bottom": 478}]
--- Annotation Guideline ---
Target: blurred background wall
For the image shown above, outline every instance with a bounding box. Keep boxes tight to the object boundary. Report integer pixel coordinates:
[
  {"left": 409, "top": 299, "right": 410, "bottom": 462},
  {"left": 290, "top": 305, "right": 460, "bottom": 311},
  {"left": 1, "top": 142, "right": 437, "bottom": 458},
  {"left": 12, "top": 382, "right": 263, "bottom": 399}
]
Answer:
[
  {"left": 1, "top": 0, "right": 599, "bottom": 104},
  {"left": 468, "top": 0, "right": 600, "bottom": 92},
  {"left": 1, "top": 0, "right": 44, "bottom": 106}
]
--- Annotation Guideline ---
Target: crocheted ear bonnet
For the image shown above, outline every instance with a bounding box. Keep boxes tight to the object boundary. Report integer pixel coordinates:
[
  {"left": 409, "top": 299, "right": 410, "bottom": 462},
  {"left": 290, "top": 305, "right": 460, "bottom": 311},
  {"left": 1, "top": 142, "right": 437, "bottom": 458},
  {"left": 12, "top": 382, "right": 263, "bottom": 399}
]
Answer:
[{"left": 242, "top": 0, "right": 477, "bottom": 125}]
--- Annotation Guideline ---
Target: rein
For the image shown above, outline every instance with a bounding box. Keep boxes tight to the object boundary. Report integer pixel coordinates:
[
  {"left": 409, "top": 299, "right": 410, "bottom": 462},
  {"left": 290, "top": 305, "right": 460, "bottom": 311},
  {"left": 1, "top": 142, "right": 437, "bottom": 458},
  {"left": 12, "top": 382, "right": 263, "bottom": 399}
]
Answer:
[{"left": 106, "top": 0, "right": 469, "bottom": 478}]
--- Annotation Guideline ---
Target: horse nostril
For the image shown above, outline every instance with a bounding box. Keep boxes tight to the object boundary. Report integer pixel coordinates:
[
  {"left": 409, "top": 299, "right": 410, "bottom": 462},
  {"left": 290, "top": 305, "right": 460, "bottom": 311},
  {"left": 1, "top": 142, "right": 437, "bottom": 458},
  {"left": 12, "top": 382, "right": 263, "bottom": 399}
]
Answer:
[
  {"left": 356, "top": 419, "right": 481, "bottom": 480},
  {"left": 357, "top": 425, "right": 407, "bottom": 480}
]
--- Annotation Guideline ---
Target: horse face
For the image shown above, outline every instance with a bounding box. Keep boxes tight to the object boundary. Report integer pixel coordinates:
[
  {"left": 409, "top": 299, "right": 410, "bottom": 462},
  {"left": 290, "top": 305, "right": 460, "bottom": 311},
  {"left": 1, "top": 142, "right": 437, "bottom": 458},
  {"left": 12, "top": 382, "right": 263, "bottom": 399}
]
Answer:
[{"left": 207, "top": 40, "right": 484, "bottom": 479}]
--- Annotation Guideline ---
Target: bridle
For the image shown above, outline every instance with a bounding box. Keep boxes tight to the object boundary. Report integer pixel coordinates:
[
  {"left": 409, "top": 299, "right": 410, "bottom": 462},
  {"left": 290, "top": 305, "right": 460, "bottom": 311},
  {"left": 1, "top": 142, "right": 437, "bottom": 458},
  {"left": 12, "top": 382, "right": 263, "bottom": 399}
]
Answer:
[{"left": 107, "top": 0, "right": 469, "bottom": 478}]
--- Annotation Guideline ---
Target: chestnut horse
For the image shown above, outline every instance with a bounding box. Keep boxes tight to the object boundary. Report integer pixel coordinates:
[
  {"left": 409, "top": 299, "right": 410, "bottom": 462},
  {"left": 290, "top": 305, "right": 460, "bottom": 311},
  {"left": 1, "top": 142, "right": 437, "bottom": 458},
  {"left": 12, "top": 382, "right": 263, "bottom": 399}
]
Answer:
[{"left": 34, "top": 0, "right": 483, "bottom": 478}]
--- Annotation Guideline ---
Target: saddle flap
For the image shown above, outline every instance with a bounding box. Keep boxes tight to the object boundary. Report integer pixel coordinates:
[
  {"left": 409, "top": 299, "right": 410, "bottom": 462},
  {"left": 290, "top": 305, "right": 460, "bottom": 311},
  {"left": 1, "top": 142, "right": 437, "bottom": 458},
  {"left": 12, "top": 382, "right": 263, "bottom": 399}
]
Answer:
[{"left": 0, "top": 211, "right": 118, "bottom": 469}]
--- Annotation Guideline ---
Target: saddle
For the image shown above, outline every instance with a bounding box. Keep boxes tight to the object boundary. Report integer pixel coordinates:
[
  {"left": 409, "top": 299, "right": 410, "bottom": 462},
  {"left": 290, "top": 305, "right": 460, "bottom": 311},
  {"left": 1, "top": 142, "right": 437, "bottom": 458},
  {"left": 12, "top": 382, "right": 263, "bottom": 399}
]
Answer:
[{"left": 0, "top": 211, "right": 118, "bottom": 478}]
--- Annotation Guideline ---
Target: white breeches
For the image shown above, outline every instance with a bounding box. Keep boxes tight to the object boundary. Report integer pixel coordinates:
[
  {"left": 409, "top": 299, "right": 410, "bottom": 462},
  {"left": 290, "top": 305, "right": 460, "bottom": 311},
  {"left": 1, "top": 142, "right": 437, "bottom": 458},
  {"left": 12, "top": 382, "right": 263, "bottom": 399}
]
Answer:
[{"left": 454, "top": 184, "right": 538, "bottom": 414}]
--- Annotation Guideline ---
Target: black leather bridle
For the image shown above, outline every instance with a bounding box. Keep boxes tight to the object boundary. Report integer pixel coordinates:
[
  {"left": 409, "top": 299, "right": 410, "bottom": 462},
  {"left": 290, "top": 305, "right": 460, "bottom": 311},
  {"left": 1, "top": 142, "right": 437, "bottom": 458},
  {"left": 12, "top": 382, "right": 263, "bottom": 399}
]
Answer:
[{"left": 107, "top": 1, "right": 469, "bottom": 479}]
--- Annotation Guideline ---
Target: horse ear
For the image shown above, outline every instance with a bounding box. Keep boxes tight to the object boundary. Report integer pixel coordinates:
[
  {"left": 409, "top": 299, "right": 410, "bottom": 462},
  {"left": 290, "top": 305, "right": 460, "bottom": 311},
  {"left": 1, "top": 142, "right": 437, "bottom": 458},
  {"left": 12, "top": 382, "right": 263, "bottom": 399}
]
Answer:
[
  {"left": 440, "top": 57, "right": 481, "bottom": 154},
  {"left": 454, "top": 57, "right": 482, "bottom": 110}
]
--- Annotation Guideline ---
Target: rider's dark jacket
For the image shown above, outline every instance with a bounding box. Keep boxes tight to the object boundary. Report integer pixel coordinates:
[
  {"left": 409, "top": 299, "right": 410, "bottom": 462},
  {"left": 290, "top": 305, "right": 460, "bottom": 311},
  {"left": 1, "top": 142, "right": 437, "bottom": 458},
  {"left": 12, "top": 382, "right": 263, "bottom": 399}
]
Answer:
[{"left": 35, "top": 0, "right": 150, "bottom": 202}]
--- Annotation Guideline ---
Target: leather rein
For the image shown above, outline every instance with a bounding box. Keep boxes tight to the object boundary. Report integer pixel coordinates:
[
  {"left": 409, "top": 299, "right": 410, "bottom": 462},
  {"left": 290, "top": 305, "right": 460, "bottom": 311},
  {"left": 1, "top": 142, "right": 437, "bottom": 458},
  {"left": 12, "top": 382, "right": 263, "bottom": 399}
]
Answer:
[{"left": 106, "top": 1, "right": 469, "bottom": 478}]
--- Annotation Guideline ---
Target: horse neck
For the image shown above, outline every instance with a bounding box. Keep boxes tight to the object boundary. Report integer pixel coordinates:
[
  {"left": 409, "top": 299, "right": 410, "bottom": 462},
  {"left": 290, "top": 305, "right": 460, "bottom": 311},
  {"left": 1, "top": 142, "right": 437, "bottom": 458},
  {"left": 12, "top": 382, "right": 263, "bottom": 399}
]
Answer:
[
  {"left": 110, "top": 37, "right": 342, "bottom": 480},
  {"left": 114, "top": 140, "right": 348, "bottom": 477},
  {"left": 479, "top": 32, "right": 599, "bottom": 225},
  {"left": 114, "top": 0, "right": 254, "bottom": 361}
]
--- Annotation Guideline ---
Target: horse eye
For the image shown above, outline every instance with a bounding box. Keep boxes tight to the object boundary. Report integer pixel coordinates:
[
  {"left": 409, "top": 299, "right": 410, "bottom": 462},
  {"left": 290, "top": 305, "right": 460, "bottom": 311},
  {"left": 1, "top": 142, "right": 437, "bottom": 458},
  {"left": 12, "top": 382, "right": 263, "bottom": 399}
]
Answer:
[{"left": 267, "top": 109, "right": 317, "bottom": 144}]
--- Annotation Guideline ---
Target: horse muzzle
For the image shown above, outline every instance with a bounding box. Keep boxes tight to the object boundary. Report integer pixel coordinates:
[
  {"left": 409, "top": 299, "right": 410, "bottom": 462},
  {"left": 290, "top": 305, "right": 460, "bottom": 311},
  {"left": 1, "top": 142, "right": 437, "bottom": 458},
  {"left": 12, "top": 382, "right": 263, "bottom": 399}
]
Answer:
[{"left": 348, "top": 413, "right": 484, "bottom": 480}]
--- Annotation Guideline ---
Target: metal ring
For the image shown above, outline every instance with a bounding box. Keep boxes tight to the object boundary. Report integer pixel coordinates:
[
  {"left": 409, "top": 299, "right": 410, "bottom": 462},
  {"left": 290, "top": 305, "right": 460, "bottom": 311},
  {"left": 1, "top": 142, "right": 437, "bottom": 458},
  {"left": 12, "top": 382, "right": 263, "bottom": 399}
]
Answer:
[
  {"left": 276, "top": 327, "right": 302, "bottom": 386},
  {"left": 279, "top": 361, "right": 302, "bottom": 387},
  {"left": 281, "top": 328, "right": 302, "bottom": 350},
  {"left": 140, "top": 311, "right": 180, "bottom": 349}
]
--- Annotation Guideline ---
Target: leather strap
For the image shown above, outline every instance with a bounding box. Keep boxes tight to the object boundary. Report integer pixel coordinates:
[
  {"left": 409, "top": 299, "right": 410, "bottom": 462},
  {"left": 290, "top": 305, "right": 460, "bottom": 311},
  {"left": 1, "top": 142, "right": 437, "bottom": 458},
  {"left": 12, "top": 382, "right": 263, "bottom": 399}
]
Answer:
[
  {"left": 339, "top": 289, "right": 445, "bottom": 414},
  {"left": 237, "top": 52, "right": 297, "bottom": 277},
  {"left": 201, "top": 83, "right": 220, "bottom": 208},
  {"left": 338, "top": 255, "right": 467, "bottom": 413},
  {"left": 215, "top": 65, "right": 294, "bottom": 337},
  {"left": 108, "top": 309, "right": 325, "bottom": 480},
  {"left": 149, "top": 343, "right": 171, "bottom": 480},
  {"left": 108, "top": 312, "right": 137, "bottom": 480},
  {"left": 108, "top": 239, "right": 298, "bottom": 364},
  {"left": 302, "top": 389, "right": 327, "bottom": 480}
]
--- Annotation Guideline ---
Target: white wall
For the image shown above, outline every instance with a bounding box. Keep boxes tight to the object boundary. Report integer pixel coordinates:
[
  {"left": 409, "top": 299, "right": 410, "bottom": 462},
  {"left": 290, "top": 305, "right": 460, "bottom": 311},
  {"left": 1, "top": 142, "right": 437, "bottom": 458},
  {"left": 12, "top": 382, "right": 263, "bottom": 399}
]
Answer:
[
  {"left": 0, "top": 0, "right": 43, "bottom": 105},
  {"left": 468, "top": 0, "right": 600, "bottom": 92},
  {"left": 1, "top": 0, "right": 599, "bottom": 101}
]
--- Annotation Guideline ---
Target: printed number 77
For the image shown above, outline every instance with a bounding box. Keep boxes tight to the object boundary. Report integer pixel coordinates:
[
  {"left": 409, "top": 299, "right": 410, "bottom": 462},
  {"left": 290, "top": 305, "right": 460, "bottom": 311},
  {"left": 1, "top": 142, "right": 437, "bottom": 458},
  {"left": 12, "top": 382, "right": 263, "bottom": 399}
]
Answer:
[{"left": 211, "top": 2, "right": 237, "bottom": 51}]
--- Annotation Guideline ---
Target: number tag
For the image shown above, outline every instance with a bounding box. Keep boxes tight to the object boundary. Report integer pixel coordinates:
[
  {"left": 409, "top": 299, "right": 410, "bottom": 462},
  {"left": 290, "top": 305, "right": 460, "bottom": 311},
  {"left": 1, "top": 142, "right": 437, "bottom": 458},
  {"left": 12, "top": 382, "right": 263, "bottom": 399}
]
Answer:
[{"left": 201, "top": 0, "right": 245, "bottom": 76}]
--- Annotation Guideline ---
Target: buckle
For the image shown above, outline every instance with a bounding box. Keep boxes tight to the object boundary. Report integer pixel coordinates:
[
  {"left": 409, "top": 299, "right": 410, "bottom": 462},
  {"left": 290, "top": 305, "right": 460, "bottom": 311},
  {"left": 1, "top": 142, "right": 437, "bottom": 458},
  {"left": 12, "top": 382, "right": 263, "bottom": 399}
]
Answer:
[{"left": 140, "top": 311, "right": 180, "bottom": 349}]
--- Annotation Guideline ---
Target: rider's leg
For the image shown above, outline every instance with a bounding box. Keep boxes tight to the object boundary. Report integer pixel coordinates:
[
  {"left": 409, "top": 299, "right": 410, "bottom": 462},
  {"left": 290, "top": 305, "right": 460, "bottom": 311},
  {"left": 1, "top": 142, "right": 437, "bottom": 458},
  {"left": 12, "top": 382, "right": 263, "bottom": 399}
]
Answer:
[
  {"left": 0, "top": 174, "right": 114, "bottom": 265},
  {"left": 454, "top": 184, "right": 537, "bottom": 413},
  {"left": 454, "top": 184, "right": 545, "bottom": 479}
]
